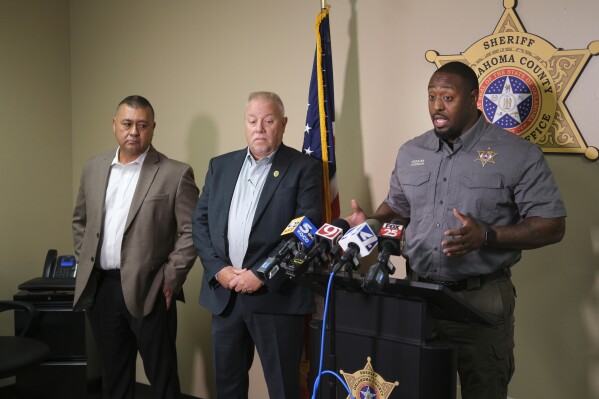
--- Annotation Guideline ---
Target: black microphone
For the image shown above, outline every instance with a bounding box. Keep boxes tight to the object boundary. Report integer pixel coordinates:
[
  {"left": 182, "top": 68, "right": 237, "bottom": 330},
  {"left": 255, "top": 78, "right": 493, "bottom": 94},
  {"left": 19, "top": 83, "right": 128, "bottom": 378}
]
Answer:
[
  {"left": 256, "top": 216, "right": 318, "bottom": 280},
  {"left": 362, "top": 262, "right": 392, "bottom": 294},
  {"left": 332, "top": 219, "right": 382, "bottom": 273},
  {"left": 285, "top": 219, "right": 350, "bottom": 279},
  {"left": 362, "top": 221, "right": 405, "bottom": 293}
]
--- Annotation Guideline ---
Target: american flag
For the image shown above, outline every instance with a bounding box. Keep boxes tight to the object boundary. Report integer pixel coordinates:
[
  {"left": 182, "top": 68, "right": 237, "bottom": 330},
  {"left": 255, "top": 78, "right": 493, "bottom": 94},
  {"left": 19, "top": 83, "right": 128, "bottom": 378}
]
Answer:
[{"left": 303, "top": 6, "right": 339, "bottom": 223}]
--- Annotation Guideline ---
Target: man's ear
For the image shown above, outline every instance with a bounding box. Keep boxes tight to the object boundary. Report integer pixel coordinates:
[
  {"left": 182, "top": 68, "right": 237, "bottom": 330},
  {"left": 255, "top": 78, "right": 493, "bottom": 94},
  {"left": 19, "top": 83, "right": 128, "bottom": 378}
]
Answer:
[{"left": 471, "top": 88, "right": 480, "bottom": 107}]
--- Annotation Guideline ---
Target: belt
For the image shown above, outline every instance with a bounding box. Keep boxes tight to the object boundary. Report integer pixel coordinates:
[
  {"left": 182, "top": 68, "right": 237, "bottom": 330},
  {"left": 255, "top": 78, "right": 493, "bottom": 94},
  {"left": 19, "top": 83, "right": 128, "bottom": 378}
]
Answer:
[
  {"left": 97, "top": 268, "right": 121, "bottom": 279},
  {"left": 414, "top": 267, "right": 511, "bottom": 291}
]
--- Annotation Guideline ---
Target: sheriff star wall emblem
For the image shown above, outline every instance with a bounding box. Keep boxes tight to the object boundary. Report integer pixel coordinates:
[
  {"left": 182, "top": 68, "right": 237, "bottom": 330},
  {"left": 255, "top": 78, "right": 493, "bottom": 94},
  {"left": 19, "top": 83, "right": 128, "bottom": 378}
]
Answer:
[
  {"left": 476, "top": 147, "right": 497, "bottom": 167},
  {"left": 426, "top": 0, "right": 599, "bottom": 160}
]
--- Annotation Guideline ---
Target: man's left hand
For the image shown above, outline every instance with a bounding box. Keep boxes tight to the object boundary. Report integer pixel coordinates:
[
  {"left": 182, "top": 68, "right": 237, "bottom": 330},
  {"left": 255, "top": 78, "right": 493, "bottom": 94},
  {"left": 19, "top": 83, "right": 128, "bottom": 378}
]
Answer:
[
  {"left": 442, "top": 208, "right": 486, "bottom": 256},
  {"left": 229, "top": 269, "right": 264, "bottom": 294}
]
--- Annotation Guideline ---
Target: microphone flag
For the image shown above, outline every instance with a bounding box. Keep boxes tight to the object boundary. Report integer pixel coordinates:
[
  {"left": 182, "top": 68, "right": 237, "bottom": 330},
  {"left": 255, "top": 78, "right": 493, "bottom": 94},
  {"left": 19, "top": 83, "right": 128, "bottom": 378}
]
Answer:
[
  {"left": 302, "top": 5, "right": 339, "bottom": 223},
  {"left": 338, "top": 221, "right": 379, "bottom": 257},
  {"left": 281, "top": 216, "right": 318, "bottom": 248}
]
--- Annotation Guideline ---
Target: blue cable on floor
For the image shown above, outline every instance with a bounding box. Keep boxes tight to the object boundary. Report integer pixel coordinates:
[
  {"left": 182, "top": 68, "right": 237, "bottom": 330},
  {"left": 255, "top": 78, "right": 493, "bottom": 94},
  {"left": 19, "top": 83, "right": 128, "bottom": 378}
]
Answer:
[{"left": 310, "top": 271, "right": 355, "bottom": 399}]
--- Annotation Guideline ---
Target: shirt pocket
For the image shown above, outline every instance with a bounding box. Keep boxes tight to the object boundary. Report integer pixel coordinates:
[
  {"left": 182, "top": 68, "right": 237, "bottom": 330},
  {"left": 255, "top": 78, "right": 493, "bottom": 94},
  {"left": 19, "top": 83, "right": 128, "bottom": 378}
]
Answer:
[
  {"left": 400, "top": 171, "right": 431, "bottom": 219},
  {"left": 455, "top": 172, "right": 503, "bottom": 217}
]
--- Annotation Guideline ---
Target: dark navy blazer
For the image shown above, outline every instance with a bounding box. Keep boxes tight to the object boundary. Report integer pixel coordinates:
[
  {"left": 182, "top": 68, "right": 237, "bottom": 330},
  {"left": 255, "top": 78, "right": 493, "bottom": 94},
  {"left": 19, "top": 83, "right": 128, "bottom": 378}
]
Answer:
[{"left": 192, "top": 144, "right": 322, "bottom": 315}]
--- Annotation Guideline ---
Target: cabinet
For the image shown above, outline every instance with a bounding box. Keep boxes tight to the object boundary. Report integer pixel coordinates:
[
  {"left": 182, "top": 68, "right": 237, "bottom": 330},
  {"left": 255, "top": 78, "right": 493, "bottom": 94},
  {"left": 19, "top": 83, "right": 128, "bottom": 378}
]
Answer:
[{"left": 13, "top": 290, "right": 101, "bottom": 399}]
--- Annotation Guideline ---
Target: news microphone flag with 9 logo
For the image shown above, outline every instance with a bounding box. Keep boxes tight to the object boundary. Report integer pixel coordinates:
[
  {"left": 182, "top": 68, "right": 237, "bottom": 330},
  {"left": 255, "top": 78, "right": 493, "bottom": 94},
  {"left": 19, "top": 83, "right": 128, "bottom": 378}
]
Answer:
[
  {"left": 308, "top": 218, "right": 349, "bottom": 260},
  {"left": 314, "top": 219, "right": 349, "bottom": 247}
]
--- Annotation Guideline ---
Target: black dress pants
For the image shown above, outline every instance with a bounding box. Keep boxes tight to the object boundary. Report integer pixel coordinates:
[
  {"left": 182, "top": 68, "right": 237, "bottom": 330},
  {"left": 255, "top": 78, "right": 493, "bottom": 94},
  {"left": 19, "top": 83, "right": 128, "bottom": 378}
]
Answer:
[
  {"left": 211, "top": 292, "right": 305, "bottom": 399},
  {"left": 87, "top": 272, "right": 181, "bottom": 399}
]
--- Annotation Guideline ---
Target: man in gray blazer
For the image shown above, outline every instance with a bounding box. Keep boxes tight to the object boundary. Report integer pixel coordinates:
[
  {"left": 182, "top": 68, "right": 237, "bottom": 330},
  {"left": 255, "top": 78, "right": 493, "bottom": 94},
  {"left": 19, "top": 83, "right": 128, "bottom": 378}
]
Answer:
[
  {"left": 72, "top": 95, "right": 199, "bottom": 399},
  {"left": 192, "top": 91, "right": 322, "bottom": 399}
]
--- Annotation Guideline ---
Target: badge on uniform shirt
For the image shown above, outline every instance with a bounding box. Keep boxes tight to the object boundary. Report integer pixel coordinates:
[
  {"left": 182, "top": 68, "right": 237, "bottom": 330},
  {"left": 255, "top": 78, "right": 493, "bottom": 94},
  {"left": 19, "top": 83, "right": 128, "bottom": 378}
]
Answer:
[{"left": 476, "top": 147, "right": 497, "bottom": 167}]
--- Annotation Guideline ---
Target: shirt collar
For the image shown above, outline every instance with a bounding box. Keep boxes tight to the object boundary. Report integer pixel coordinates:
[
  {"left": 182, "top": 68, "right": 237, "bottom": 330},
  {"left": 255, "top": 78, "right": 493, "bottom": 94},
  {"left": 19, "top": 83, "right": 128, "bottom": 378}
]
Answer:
[
  {"left": 427, "top": 112, "right": 488, "bottom": 153},
  {"left": 112, "top": 146, "right": 150, "bottom": 166},
  {"left": 457, "top": 113, "right": 487, "bottom": 152},
  {"left": 245, "top": 147, "right": 278, "bottom": 166}
]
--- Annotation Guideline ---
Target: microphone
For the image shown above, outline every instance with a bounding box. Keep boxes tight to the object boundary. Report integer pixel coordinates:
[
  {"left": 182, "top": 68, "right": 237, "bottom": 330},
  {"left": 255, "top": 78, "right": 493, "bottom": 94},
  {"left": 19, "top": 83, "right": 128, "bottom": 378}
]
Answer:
[
  {"left": 362, "top": 221, "right": 405, "bottom": 293},
  {"left": 332, "top": 219, "right": 382, "bottom": 273},
  {"left": 362, "top": 261, "right": 392, "bottom": 294},
  {"left": 256, "top": 216, "right": 318, "bottom": 280},
  {"left": 285, "top": 219, "right": 350, "bottom": 279},
  {"left": 376, "top": 221, "right": 405, "bottom": 264}
]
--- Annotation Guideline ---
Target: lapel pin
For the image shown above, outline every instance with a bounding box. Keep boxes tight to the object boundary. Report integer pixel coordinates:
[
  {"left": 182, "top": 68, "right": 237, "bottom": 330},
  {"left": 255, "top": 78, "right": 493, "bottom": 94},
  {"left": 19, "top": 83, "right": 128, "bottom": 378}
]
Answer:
[{"left": 273, "top": 170, "right": 280, "bottom": 177}]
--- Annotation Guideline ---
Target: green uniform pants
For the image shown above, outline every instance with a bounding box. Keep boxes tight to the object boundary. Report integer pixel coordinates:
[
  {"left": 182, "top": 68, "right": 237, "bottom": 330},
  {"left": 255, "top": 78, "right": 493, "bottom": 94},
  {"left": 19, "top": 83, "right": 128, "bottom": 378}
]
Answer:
[{"left": 435, "top": 275, "right": 516, "bottom": 399}]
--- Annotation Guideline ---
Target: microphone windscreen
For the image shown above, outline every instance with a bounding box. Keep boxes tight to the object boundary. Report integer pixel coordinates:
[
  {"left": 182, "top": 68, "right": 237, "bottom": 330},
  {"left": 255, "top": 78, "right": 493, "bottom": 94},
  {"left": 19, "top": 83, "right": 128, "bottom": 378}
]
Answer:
[
  {"left": 330, "top": 218, "right": 350, "bottom": 233},
  {"left": 365, "top": 218, "right": 382, "bottom": 235}
]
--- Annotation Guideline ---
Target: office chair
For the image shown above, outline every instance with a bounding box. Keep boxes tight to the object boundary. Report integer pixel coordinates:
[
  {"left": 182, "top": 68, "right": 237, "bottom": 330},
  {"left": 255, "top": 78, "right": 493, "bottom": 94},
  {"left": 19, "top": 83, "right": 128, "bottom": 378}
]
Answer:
[{"left": 0, "top": 300, "right": 50, "bottom": 379}]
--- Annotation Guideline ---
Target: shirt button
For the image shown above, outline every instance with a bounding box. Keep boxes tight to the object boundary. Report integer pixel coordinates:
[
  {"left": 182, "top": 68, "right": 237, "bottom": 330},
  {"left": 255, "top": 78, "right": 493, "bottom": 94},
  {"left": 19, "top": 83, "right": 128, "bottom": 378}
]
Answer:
[
  {"left": 439, "top": 201, "right": 444, "bottom": 205},
  {"left": 443, "top": 178, "right": 447, "bottom": 182},
  {"left": 433, "top": 247, "right": 438, "bottom": 251},
  {"left": 436, "top": 223, "right": 440, "bottom": 228}
]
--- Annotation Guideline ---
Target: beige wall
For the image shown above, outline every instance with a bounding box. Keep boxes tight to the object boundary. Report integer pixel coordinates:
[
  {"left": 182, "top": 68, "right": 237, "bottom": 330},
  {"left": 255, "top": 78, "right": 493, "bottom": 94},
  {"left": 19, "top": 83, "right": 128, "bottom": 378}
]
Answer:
[
  {"left": 0, "top": 0, "right": 71, "bottom": 388},
  {"left": 2, "top": 0, "right": 599, "bottom": 398}
]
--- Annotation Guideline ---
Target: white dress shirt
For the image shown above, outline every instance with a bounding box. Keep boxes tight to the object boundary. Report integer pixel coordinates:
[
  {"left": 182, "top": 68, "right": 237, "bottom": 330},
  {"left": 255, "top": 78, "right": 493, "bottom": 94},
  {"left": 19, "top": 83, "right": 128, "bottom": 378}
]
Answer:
[{"left": 100, "top": 148, "right": 149, "bottom": 270}]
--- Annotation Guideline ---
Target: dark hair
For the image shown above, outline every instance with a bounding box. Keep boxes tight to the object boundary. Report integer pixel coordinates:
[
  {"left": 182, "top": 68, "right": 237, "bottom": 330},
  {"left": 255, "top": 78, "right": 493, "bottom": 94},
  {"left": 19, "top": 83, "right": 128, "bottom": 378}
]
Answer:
[
  {"left": 436, "top": 62, "right": 479, "bottom": 92},
  {"left": 116, "top": 95, "right": 155, "bottom": 118}
]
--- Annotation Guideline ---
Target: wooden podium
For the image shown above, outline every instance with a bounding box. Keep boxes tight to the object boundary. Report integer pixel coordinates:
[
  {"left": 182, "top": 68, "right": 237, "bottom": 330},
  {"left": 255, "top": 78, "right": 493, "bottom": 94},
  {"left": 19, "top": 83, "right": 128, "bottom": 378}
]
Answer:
[{"left": 304, "top": 272, "right": 496, "bottom": 399}]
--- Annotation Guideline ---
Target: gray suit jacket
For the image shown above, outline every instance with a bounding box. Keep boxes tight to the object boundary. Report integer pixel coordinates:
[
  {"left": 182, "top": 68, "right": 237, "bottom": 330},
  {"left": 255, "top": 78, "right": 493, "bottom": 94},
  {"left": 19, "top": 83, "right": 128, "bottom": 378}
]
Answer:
[
  {"left": 72, "top": 145, "right": 199, "bottom": 318},
  {"left": 192, "top": 144, "right": 322, "bottom": 316}
]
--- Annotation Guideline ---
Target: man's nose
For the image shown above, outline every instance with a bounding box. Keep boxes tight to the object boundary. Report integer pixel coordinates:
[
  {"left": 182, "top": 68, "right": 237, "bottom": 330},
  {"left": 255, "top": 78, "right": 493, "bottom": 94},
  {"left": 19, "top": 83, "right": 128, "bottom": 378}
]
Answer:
[{"left": 433, "top": 97, "right": 444, "bottom": 111}]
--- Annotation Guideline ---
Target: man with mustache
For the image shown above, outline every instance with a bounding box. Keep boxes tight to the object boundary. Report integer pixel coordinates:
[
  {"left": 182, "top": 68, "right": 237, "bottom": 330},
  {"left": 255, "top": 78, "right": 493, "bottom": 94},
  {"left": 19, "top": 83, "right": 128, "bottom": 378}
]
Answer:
[{"left": 347, "top": 62, "right": 566, "bottom": 399}]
